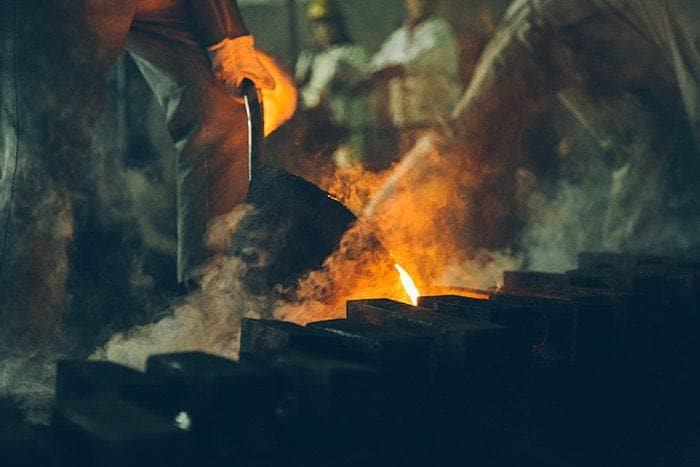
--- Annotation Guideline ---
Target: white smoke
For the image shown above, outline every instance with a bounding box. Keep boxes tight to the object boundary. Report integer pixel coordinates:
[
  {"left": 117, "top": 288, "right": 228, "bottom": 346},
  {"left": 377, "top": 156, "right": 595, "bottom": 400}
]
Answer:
[
  {"left": 91, "top": 207, "right": 270, "bottom": 370},
  {"left": 520, "top": 176, "right": 610, "bottom": 272}
]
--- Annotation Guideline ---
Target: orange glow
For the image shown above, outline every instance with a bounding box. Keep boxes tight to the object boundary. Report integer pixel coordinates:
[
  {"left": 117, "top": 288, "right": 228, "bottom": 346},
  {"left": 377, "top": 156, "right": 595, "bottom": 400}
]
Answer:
[
  {"left": 256, "top": 51, "right": 297, "bottom": 136},
  {"left": 274, "top": 134, "right": 518, "bottom": 326},
  {"left": 395, "top": 264, "right": 421, "bottom": 306},
  {"left": 423, "top": 286, "right": 490, "bottom": 300}
]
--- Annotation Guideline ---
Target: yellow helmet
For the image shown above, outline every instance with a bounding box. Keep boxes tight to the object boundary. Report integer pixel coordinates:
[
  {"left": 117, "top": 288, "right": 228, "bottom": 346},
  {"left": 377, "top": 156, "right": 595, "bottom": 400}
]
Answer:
[{"left": 306, "top": 0, "right": 342, "bottom": 21}]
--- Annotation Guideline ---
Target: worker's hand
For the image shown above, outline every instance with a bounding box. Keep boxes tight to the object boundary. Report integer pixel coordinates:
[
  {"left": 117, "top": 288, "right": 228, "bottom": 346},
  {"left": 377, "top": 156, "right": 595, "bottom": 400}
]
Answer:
[{"left": 208, "top": 35, "right": 276, "bottom": 94}]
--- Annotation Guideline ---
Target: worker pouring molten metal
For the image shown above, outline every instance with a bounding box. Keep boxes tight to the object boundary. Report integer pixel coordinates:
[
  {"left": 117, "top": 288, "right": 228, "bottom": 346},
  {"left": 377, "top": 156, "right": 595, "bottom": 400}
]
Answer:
[{"left": 0, "top": 0, "right": 292, "bottom": 350}]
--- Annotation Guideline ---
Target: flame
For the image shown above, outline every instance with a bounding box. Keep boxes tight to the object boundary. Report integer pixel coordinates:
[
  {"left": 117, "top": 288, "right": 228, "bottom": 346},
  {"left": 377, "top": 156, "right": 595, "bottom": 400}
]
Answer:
[
  {"left": 395, "top": 264, "right": 421, "bottom": 306},
  {"left": 276, "top": 134, "right": 519, "bottom": 326},
  {"left": 256, "top": 51, "right": 298, "bottom": 136}
]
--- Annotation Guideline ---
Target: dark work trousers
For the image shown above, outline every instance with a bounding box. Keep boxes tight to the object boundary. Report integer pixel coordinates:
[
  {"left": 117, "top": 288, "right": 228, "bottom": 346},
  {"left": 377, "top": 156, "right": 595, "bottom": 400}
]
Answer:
[
  {"left": 0, "top": 1, "right": 248, "bottom": 350},
  {"left": 127, "top": 20, "right": 249, "bottom": 284}
]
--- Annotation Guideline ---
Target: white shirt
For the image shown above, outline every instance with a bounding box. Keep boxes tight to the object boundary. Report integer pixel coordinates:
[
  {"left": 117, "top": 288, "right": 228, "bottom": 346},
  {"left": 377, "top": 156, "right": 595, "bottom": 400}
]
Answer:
[
  {"left": 296, "top": 43, "right": 369, "bottom": 129},
  {"left": 371, "top": 15, "right": 462, "bottom": 129}
]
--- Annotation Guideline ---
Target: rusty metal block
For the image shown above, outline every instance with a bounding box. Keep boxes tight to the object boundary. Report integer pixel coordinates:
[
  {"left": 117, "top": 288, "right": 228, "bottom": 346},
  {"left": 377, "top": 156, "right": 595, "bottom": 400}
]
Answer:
[
  {"left": 53, "top": 394, "right": 191, "bottom": 467},
  {"left": 240, "top": 318, "right": 394, "bottom": 365},
  {"left": 305, "top": 319, "right": 433, "bottom": 402},
  {"left": 566, "top": 266, "right": 698, "bottom": 315},
  {"left": 503, "top": 271, "right": 570, "bottom": 293},
  {"left": 144, "top": 352, "right": 278, "bottom": 457},
  {"left": 495, "top": 293, "right": 625, "bottom": 365},
  {"left": 305, "top": 319, "right": 433, "bottom": 378},
  {"left": 0, "top": 398, "right": 53, "bottom": 467},
  {"left": 264, "top": 351, "right": 386, "bottom": 447},
  {"left": 345, "top": 299, "right": 516, "bottom": 380},
  {"left": 239, "top": 318, "right": 308, "bottom": 359},
  {"left": 55, "top": 360, "right": 146, "bottom": 406}
]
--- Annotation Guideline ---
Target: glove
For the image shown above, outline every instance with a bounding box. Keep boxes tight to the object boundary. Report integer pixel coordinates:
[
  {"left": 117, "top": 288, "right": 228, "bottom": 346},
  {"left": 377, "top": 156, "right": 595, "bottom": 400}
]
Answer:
[{"left": 208, "top": 35, "right": 276, "bottom": 93}]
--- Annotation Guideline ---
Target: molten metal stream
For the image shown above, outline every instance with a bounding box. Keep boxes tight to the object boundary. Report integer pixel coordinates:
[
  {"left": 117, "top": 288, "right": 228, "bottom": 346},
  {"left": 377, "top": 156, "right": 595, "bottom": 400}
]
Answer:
[{"left": 394, "top": 264, "right": 421, "bottom": 306}]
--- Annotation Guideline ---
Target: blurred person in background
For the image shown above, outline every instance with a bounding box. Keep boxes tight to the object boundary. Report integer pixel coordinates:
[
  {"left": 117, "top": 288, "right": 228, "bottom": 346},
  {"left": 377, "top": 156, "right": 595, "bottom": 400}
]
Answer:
[
  {"left": 370, "top": 0, "right": 462, "bottom": 154},
  {"left": 295, "top": 0, "right": 370, "bottom": 168}
]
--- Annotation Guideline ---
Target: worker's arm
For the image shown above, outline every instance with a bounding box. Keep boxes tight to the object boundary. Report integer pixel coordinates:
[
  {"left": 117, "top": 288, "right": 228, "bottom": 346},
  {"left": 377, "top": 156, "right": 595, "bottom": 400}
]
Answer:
[
  {"left": 295, "top": 49, "right": 316, "bottom": 87},
  {"left": 188, "top": 0, "right": 249, "bottom": 45},
  {"left": 370, "top": 18, "right": 458, "bottom": 82},
  {"left": 188, "top": 0, "right": 275, "bottom": 91},
  {"left": 368, "top": 28, "right": 408, "bottom": 83},
  {"left": 400, "top": 19, "right": 457, "bottom": 76}
]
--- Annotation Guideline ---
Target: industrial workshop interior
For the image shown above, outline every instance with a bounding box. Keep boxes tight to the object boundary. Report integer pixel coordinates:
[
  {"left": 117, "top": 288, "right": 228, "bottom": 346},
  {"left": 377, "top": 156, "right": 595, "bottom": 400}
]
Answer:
[{"left": 1, "top": 0, "right": 699, "bottom": 465}]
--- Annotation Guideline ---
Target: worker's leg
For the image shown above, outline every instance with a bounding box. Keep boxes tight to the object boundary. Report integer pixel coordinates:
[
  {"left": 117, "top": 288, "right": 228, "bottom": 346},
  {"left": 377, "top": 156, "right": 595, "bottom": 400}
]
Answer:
[
  {"left": 0, "top": 1, "right": 133, "bottom": 350},
  {"left": 126, "top": 26, "right": 249, "bottom": 284}
]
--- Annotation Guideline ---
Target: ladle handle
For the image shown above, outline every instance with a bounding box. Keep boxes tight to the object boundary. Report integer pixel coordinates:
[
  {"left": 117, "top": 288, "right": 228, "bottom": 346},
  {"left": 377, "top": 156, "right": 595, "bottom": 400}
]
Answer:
[{"left": 242, "top": 78, "right": 264, "bottom": 182}]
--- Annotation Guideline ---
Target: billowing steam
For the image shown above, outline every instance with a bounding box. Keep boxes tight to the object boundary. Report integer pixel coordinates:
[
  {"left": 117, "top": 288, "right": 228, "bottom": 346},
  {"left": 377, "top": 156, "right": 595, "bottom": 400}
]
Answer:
[
  {"left": 92, "top": 202, "right": 409, "bottom": 368},
  {"left": 91, "top": 207, "right": 268, "bottom": 369},
  {"left": 91, "top": 255, "right": 264, "bottom": 369},
  {"left": 6, "top": 70, "right": 696, "bottom": 427},
  {"left": 93, "top": 132, "right": 525, "bottom": 373}
]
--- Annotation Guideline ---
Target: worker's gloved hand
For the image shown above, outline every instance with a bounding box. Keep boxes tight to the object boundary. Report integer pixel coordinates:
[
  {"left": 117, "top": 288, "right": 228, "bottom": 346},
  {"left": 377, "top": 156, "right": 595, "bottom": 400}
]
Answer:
[{"left": 208, "top": 35, "right": 276, "bottom": 94}]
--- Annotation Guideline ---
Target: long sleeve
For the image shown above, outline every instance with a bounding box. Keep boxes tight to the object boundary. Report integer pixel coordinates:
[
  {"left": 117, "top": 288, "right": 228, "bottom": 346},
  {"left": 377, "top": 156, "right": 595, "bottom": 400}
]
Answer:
[
  {"left": 187, "top": 0, "right": 250, "bottom": 47},
  {"left": 370, "top": 17, "right": 457, "bottom": 76},
  {"left": 371, "top": 28, "right": 405, "bottom": 70},
  {"left": 295, "top": 49, "right": 315, "bottom": 84}
]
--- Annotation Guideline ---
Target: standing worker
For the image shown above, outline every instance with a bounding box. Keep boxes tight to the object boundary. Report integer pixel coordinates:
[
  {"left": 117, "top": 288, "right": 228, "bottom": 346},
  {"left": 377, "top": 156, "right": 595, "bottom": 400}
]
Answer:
[
  {"left": 295, "top": 0, "right": 370, "bottom": 168},
  {"left": 370, "top": 0, "right": 462, "bottom": 153},
  {"left": 0, "top": 0, "right": 277, "bottom": 349}
]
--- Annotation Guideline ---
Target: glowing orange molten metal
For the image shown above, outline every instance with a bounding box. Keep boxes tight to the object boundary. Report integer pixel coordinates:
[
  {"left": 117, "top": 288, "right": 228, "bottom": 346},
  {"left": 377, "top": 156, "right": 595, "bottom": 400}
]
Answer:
[
  {"left": 395, "top": 264, "right": 421, "bottom": 306},
  {"left": 256, "top": 51, "right": 297, "bottom": 136}
]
